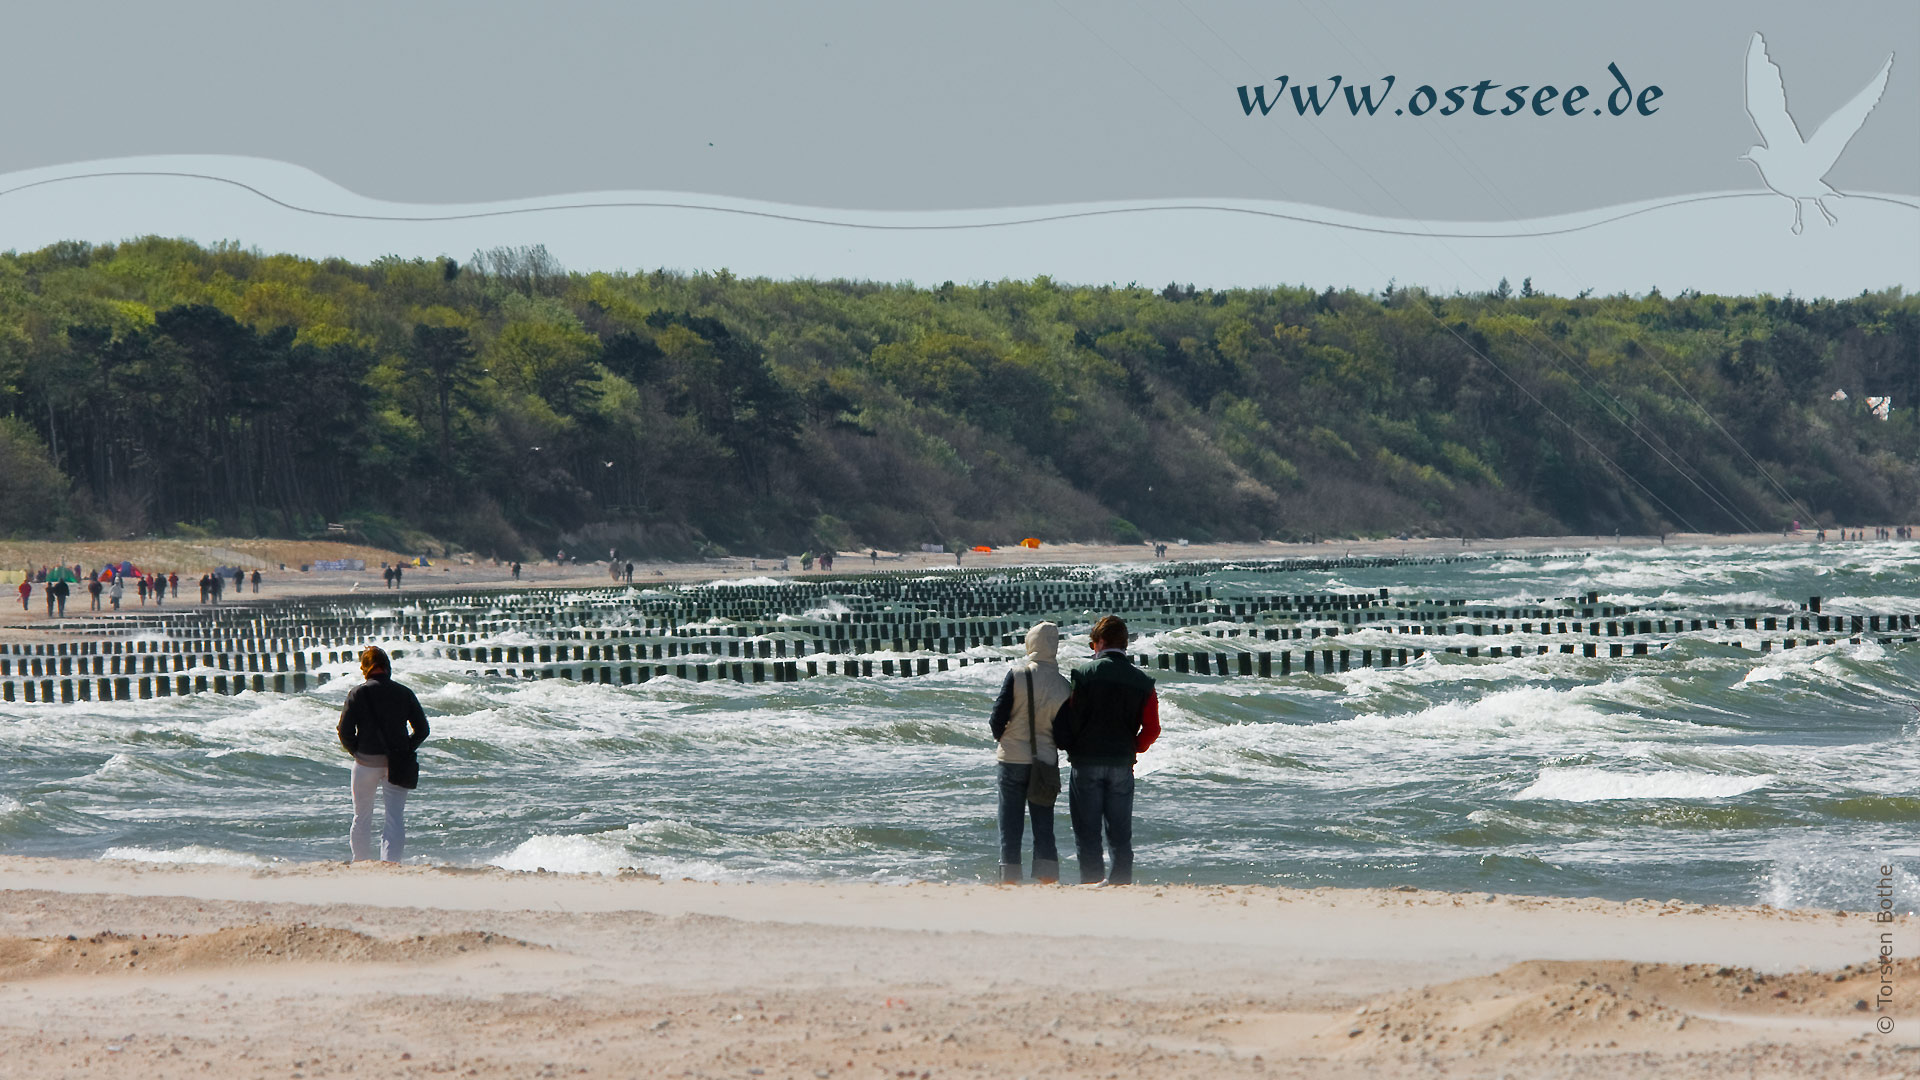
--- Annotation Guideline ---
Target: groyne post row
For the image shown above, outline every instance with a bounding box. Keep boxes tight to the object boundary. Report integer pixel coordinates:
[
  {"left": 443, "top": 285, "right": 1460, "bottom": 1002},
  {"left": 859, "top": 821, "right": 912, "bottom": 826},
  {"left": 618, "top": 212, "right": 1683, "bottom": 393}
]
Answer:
[{"left": 1, "top": 555, "right": 1913, "bottom": 702}]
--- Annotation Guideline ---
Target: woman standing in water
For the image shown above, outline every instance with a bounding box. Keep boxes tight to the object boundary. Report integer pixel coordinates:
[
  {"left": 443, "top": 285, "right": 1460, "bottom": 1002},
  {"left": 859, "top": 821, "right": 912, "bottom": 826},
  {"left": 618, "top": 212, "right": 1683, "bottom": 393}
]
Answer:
[{"left": 335, "top": 646, "right": 430, "bottom": 863}]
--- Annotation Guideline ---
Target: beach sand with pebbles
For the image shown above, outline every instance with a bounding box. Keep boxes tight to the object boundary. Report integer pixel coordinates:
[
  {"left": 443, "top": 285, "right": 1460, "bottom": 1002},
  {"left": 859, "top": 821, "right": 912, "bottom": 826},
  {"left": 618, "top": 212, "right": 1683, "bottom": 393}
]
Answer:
[{"left": 0, "top": 856, "right": 1908, "bottom": 1079}]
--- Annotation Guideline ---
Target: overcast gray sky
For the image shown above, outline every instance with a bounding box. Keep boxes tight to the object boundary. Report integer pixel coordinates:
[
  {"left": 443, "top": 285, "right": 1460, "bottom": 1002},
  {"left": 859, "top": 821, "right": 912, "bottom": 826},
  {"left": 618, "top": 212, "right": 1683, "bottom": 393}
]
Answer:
[{"left": 3, "top": 1, "right": 1913, "bottom": 217}]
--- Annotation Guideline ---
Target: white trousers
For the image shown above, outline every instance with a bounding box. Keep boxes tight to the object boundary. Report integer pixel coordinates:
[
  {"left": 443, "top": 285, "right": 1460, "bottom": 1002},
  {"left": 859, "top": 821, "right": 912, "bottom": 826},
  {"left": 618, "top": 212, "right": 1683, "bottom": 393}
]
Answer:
[{"left": 350, "top": 761, "right": 409, "bottom": 862}]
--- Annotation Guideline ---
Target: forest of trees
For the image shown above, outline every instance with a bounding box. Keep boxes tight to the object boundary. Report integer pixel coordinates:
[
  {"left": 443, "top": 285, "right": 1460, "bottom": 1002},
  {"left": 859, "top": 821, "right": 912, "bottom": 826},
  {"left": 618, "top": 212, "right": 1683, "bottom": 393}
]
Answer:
[{"left": 0, "top": 237, "right": 1913, "bottom": 557}]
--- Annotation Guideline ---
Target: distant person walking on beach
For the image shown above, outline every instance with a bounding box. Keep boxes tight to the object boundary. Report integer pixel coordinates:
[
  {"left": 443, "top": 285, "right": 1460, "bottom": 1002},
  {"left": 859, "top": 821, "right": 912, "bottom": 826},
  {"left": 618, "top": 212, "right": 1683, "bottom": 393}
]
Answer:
[
  {"left": 88, "top": 578, "right": 103, "bottom": 611},
  {"left": 393, "top": 564, "right": 404, "bottom": 588},
  {"left": 44, "top": 579, "right": 54, "bottom": 616},
  {"left": 151, "top": 574, "right": 164, "bottom": 607},
  {"left": 987, "top": 622, "right": 1071, "bottom": 883},
  {"left": 17, "top": 579, "right": 29, "bottom": 611},
  {"left": 109, "top": 576, "right": 123, "bottom": 611},
  {"left": 1052, "top": 615, "right": 1160, "bottom": 886},
  {"left": 198, "top": 573, "right": 210, "bottom": 604},
  {"left": 251, "top": 569, "right": 261, "bottom": 593},
  {"left": 336, "top": 646, "right": 430, "bottom": 863},
  {"left": 168, "top": 571, "right": 178, "bottom": 599}
]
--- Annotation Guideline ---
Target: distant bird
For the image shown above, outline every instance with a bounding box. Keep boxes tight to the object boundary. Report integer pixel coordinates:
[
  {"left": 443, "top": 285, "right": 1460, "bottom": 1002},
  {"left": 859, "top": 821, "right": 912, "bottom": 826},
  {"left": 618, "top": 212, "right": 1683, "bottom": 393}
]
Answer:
[
  {"left": 604, "top": 460, "right": 615, "bottom": 468},
  {"left": 1742, "top": 32, "right": 1894, "bottom": 234},
  {"left": 530, "top": 445, "right": 541, "bottom": 451}
]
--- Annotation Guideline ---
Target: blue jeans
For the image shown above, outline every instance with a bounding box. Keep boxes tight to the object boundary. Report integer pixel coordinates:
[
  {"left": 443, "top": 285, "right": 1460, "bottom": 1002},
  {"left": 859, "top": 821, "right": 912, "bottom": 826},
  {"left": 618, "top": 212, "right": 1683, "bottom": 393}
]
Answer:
[
  {"left": 997, "top": 763, "right": 1058, "bottom": 877},
  {"left": 1068, "top": 764, "right": 1134, "bottom": 884}
]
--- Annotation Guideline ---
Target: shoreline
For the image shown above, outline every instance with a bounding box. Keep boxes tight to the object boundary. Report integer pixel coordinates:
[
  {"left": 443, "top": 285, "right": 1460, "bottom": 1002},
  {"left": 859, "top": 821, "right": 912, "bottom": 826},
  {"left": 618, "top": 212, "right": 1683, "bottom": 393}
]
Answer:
[
  {"left": 0, "top": 855, "right": 1905, "bottom": 1078},
  {"left": 0, "top": 853, "right": 1889, "bottom": 933}
]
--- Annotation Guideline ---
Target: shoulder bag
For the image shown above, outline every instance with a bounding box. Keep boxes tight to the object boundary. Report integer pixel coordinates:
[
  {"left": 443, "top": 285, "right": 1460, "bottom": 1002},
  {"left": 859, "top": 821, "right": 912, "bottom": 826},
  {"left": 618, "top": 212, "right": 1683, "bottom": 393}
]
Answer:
[{"left": 1024, "top": 669, "right": 1061, "bottom": 806}]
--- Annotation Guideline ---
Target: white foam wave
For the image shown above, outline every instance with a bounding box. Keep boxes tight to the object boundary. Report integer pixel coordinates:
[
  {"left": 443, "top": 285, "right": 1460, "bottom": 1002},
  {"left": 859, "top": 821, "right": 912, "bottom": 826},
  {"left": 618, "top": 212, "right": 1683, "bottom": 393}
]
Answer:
[
  {"left": 488, "top": 832, "right": 640, "bottom": 876},
  {"left": 487, "top": 830, "right": 736, "bottom": 880},
  {"left": 704, "top": 576, "right": 785, "bottom": 588},
  {"left": 100, "top": 844, "right": 271, "bottom": 868},
  {"left": 1514, "top": 767, "right": 1772, "bottom": 802},
  {"left": 1761, "top": 841, "right": 1920, "bottom": 911}
]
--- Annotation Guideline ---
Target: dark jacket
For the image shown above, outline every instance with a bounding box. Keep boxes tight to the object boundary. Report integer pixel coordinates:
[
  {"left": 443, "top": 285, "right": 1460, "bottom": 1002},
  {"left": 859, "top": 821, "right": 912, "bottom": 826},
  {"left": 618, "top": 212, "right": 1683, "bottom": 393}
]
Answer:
[
  {"left": 1053, "top": 651, "right": 1158, "bottom": 767},
  {"left": 336, "top": 675, "right": 430, "bottom": 789}
]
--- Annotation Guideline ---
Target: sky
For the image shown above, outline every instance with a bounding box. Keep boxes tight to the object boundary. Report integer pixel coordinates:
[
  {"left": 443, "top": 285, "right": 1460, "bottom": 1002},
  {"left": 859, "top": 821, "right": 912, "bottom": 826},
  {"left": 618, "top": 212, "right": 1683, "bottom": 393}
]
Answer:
[{"left": 2, "top": 0, "right": 1912, "bottom": 217}]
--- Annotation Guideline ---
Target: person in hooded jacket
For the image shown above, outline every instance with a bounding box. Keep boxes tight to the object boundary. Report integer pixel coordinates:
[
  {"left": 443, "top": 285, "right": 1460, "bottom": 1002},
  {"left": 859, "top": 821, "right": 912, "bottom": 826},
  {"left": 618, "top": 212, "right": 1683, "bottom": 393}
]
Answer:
[
  {"left": 336, "top": 646, "right": 430, "bottom": 863},
  {"left": 986, "top": 622, "right": 1072, "bottom": 883}
]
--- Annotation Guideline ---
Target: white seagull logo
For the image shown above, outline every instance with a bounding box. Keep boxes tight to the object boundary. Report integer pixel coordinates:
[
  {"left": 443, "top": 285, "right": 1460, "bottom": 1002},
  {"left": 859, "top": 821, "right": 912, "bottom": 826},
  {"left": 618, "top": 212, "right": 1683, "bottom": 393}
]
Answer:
[{"left": 1742, "top": 32, "right": 1894, "bottom": 234}]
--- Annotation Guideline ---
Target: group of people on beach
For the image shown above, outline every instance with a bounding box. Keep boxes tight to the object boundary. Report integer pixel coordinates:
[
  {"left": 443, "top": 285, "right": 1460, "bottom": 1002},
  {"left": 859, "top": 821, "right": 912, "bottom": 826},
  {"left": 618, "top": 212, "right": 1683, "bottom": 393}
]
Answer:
[
  {"left": 196, "top": 568, "right": 260, "bottom": 603},
  {"left": 87, "top": 570, "right": 176, "bottom": 611},
  {"left": 15, "top": 567, "right": 264, "bottom": 616},
  {"left": 333, "top": 616, "right": 1161, "bottom": 884}
]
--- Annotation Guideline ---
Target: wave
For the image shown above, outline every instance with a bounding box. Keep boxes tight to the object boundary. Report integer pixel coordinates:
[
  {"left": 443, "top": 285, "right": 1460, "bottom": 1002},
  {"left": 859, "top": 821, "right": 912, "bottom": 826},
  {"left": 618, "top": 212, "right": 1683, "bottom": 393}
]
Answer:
[
  {"left": 100, "top": 844, "right": 272, "bottom": 868},
  {"left": 487, "top": 832, "right": 656, "bottom": 877},
  {"left": 1336, "top": 683, "right": 1694, "bottom": 741},
  {"left": 1514, "top": 766, "right": 1773, "bottom": 802},
  {"left": 1760, "top": 839, "right": 1920, "bottom": 910},
  {"left": 1733, "top": 665, "right": 1788, "bottom": 687},
  {"left": 485, "top": 820, "right": 885, "bottom": 880}
]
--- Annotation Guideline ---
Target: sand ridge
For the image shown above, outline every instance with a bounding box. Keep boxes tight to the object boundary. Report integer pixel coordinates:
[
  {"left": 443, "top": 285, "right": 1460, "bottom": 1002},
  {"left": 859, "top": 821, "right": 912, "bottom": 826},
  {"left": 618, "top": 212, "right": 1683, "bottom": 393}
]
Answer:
[
  {"left": 1316, "top": 956, "right": 1913, "bottom": 1058},
  {"left": 0, "top": 922, "right": 533, "bottom": 980}
]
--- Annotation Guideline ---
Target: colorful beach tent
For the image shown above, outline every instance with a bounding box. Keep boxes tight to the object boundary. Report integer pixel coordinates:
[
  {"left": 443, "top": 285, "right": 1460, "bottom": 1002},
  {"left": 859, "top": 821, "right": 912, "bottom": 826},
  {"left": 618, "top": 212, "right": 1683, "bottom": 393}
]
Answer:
[
  {"left": 971, "top": 545, "right": 993, "bottom": 552},
  {"left": 1019, "top": 538, "right": 1040, "bottom": 548}
]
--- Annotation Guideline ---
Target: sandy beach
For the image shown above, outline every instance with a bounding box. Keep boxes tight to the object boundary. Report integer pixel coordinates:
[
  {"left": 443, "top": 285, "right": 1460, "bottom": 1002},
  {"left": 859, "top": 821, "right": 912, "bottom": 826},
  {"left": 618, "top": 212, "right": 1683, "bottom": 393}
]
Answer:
[{"left": 0, "top": 856, "right": 1907, "bottom": 1078}]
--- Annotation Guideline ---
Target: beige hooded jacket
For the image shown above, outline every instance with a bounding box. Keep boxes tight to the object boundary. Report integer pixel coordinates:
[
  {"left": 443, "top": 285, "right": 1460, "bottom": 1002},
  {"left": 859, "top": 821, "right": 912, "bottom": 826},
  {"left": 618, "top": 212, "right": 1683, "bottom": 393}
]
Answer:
[{"left": 995, "top": 622, "right": 1072, "bottom": 765}]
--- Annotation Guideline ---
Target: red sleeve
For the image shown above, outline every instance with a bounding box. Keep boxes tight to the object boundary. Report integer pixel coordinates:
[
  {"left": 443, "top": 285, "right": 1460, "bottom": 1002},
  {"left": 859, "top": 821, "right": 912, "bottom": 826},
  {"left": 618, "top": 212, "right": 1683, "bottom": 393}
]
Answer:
[{"left": 1135, "top": 690, "right": 1160, "bottom": 754}]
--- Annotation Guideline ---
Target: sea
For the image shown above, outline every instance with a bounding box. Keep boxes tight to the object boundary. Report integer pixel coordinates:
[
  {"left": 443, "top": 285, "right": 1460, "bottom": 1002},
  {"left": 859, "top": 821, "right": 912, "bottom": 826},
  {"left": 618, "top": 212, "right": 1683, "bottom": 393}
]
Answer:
[{"left": 3, "top": 540, "right": 1917, "bottom": 911}]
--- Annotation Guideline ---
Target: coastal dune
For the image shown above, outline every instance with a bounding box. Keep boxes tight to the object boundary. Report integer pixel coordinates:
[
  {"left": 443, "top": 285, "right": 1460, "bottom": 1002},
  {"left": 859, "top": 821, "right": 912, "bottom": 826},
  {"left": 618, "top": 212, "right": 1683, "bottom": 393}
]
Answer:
[{"left": 0, "top": 856, "right": 1904, "bottom": 1078}]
